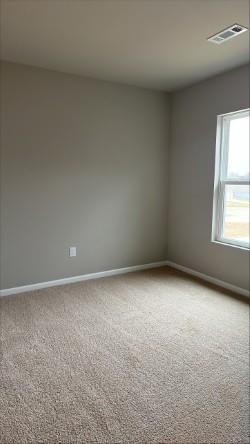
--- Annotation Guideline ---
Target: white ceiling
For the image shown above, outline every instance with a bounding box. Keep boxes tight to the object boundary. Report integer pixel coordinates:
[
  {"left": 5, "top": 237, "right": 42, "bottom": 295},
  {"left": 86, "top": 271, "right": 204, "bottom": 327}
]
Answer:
[{"left": 1, "top": 0, "right": 249, "bottom": 91}]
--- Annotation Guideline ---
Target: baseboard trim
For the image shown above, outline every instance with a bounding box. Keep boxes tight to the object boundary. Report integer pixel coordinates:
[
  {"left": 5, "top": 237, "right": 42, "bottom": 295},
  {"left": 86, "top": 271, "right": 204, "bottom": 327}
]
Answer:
[
  {"left": 166, "top": 261, "right": 250, "bottom": 298},
  {"left": 0, "top": 260, "right": 168, "bottom": 297},
  {"left": 1, "top": 259, "right": 248, "bottom": 299}
]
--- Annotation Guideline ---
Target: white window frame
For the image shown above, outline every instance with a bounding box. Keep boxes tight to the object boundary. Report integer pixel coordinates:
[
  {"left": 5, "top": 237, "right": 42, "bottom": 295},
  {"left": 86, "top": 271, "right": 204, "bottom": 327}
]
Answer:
[{"left": 212, "top": 108, "right": 250, "bottom": 250}]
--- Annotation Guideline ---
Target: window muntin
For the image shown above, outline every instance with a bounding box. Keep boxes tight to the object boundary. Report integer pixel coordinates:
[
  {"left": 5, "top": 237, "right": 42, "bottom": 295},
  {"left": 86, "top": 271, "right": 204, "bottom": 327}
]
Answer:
[{"left": 213, "top": 109, "right": 250, "bottom": 249}]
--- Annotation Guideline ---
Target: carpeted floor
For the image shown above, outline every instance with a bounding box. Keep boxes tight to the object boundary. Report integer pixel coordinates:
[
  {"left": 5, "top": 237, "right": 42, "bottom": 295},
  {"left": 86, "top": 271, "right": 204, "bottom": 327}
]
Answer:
[{"left": 0, "top": 266, "right": 249, "bottom": 444}]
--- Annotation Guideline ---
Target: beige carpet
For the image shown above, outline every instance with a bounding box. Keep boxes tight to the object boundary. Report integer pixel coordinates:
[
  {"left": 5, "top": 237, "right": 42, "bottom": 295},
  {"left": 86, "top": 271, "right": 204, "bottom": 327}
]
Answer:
[{"left": 0, "top": 266, "right": 249, "bottom": 444}]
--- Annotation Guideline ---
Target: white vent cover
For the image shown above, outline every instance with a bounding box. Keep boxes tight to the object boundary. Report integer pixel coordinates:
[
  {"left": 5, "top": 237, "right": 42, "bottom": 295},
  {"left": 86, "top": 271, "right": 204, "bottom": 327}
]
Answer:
[{"left": 208, "top": 24, "right": 248, "bottom": 44}]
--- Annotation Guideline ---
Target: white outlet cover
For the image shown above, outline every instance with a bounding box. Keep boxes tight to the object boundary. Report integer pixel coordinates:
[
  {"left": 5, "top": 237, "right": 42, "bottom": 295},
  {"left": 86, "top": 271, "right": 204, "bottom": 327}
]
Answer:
[{"left": 69, "top": 247, "right": 77, "bottom": 257}]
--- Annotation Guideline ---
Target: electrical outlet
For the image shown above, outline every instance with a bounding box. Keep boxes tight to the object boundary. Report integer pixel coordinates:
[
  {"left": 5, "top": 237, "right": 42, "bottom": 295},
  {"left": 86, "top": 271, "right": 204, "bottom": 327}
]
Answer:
[{"left": 69, "top": 247, "right": 77, "bottom": 257}]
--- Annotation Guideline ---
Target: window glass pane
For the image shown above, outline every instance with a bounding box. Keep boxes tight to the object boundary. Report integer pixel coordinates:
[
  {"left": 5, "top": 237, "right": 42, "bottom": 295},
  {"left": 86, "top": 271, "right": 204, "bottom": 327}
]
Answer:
[
  {"left": 223, "top": 184, "right": 250, "bottom": 246},
  {"left": 227, "top": 115, "right": 249, "bottom": 179}
]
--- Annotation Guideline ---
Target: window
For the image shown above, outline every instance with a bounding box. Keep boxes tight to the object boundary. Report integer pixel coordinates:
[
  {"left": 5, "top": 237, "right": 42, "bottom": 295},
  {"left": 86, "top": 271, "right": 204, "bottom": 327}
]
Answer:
[{"left": 212, "top": 109, "right": 250, "bottom": 249}]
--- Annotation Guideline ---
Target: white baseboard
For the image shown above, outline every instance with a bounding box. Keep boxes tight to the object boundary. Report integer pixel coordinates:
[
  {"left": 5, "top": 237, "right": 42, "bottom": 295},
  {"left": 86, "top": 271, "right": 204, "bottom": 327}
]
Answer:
[
  {"left": 1, "top": 259, "right": 248, "bottom": 299},
  {"left": 166, "top": 260, "right": 250, "bottom": 298},
  {"left": 0, "top": 260, "right": 168, "bottom": 297}
]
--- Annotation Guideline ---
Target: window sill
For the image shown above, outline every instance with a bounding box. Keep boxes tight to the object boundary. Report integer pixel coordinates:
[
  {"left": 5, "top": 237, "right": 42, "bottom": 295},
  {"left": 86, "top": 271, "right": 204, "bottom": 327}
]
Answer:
[{"left": 211, "top": 239, "right": 250, "bottom": 251}]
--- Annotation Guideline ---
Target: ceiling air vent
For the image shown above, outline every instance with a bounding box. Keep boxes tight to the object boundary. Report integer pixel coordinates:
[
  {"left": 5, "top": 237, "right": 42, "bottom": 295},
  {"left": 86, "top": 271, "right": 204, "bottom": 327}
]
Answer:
[{"left": 207, "top": 24, "right": 248, "bottom": 44}]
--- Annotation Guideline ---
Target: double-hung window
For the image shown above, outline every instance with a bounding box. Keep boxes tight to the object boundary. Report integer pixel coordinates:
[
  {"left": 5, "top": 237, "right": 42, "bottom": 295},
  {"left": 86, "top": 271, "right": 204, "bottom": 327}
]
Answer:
[{"left": 212, "top": 109, "right": 250, "bottom": 249}]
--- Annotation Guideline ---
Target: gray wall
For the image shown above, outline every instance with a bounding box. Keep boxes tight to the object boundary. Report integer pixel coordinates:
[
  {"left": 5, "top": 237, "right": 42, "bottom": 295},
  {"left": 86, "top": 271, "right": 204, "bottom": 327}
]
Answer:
[
  {"left": 168, "top": 64, "right": 250, "bottom": 291},
  {"left": 1, "top": 62, "right": 249, "bottom": 291},
  {"left": 0, "top": 62, "right": 169, "bottom": 289}
]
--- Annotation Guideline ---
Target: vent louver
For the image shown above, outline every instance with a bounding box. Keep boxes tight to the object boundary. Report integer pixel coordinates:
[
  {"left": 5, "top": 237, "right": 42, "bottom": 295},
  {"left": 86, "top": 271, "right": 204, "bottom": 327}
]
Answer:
[{"left": 207, "top": 24, "right": 248, "bottom": 44}]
